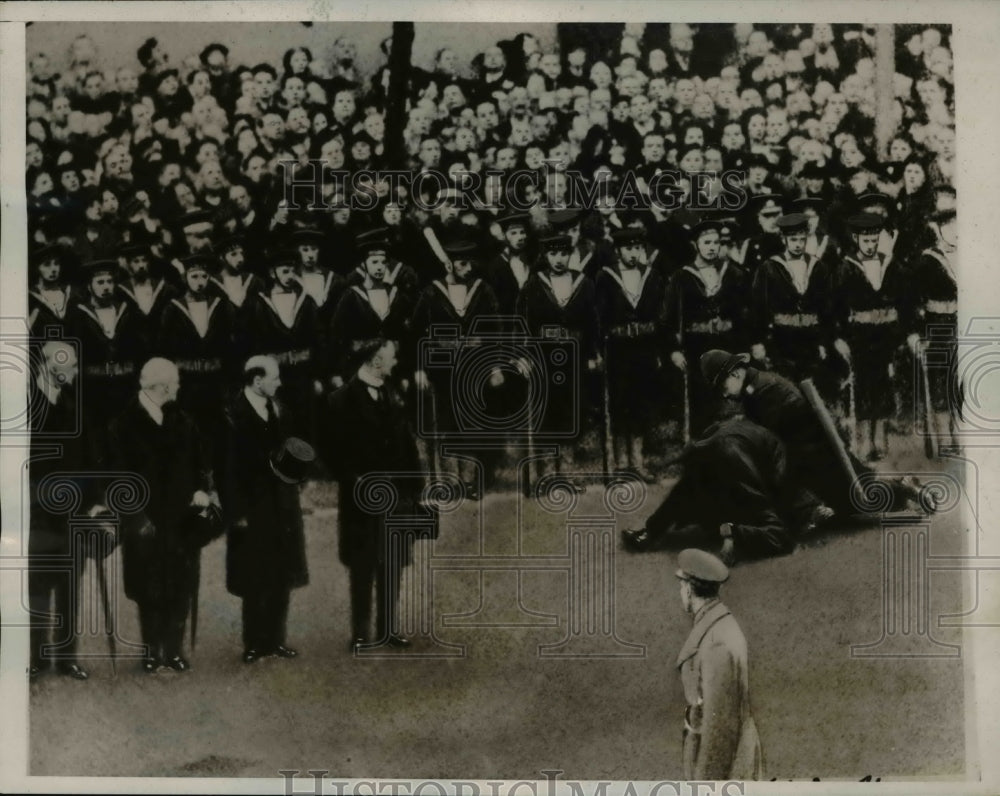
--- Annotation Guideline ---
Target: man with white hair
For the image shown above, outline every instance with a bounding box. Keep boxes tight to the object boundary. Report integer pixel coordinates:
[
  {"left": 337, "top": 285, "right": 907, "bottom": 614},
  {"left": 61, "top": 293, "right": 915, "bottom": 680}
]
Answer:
[
  {"left": 106, "top": 357, "right": 215, "bottom": 674},
  {"left": 28, "top": 340, "right": 91, "bottom": 681}
]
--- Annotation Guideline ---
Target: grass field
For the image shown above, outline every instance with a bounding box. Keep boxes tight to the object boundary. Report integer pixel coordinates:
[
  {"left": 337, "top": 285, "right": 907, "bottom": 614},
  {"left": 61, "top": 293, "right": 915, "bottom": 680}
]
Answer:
[{"left": 28, "top": 436, "right": 969, "bottom": 781}]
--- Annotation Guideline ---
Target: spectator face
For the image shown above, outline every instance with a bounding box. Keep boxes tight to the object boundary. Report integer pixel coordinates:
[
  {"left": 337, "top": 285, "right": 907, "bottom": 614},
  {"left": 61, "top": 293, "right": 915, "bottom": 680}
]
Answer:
[
  {"left": 101, "top": 189, "right": 119, "bottom": 216},
  {"left": 679, "top": 148, "right": 704, "bottom": 173},
  {"left": 567, "top": 48, "right": 586, "bottom": 69},
  {"left": 38, "top": 256, "right": 61, "bottom": 284},
  {"left": 758, "top": 207, "right": 780, "bottom": 233},
  {"left": 52, "top": 95, "right": 71, "bottom": 123},
  {"left": 764, "top": 82, "right": 784, "bottom": 103},
  {"left": 306, "top": 81, "right": 327, "bottom": 106},
  {"left": 854, "top": 230, "right": 880, "bottom": 258},
  {"left": 70, "top": 35, "right": 97, "bottom": 68},
  {"left": 320, "top": 138, "right": 345, "bottom": 169},
  {"left": 671, "top": 23, "right": 694, "bottom": 54},
  {"left": 26, "top": 142, "right": 43, "bottom": 169},
  {"left": 89, "top": 272, "right": 116, "bottom": 301},
  {"left": 826, "top": 93, "right": 848, "bottom": 118},
  {"left": 590, "top": 88, "right": 612, "bottom": 113},
  {"left": 524, "top": 145, "right": 545, "bottom": 170},
  {"left": 418, "top": 138, "right": 441, "bottom": 168},
  {"left": 364, "top": 252, "right": 388, "bottom": 281},
  {"left": 222, "top": 246, "right": 245, "bottom": 270},
  {"left": 630, "top": 94, "right": 652, "bottom": 122},
  {"left": 31, "top": 53, "right": 52, "bottom": 81},
  {"left": 848, "top": 170, "right": 870, "bottom": 195},
  {"left": 236, "top": 128, "right": 259, "bottom": 157},
  {"left": 648, "top": 77, "right": 670, "bottom": 104},
  {"left": 903, "top": 162, "right": 926, "bottom": 193},
  {"left": 786, "top": 90, "right": 812, "bottom": 117},
  {"left": 382, "top": 202, "right": 403, "bottom": 226},
  {"left": 548, "top": 141, "right": 569, "bottom": 168},
  {"left": 590, "top": 62, "right": 612, "bottom": 89},
  {"left": 762, "top": 53, "right": 784, "bottom": 80},
  {"left": 442, "top": 84, "right": 466, "bottom": 109},
  {"left": 259, "top": 113, "right": 284, "bottom": 142},
  {"left": 746, "top": 112, "right": 766, "bottom": 142},
  {"left": 189, "top": 70, "right": 211, "bottom": 100},
  {"left": 254, "top": 71, "right": 275, "bottom": 101},
  {"left": 495, "top": 147, "right": 517, "bottom": 170},
  {"left": 691, "top": 94, "right": 715, "bottom": 120},
  {"left": 922, "top": 28, "right": 942, "bottom": 56},
  {"left": 484, "top": 46, "right": 505, "bottom": 72},
  {"left": 60, "top": 169, "right": 80, "bottom": 193},
  {"left": 84, "top": 73, "right": 104, "bottom": 100},
  {"left": 364, "top": 112, "right": 385, "bottom": 141},
  {"left": 747, "top": 31, "right": 770, "bottom": 57},
  {"left": 928, "top": 47, "right": 952, "bottom": 79},
  {"left": 286, "top": 106, "right": 310, "bottom": 135},
  {"left": 936, "top": 127, "right": 955, "bottom": 158},
  {"left": 618, "top": 242, "right": 646, "bottom": 268},
  {"left": 289, "top": 48, "right": 310, "bottom": 74},
  {"left": 200, "top": 160, "right": 225, "bottom": 191},
  {"left": 158, "top": 73, "right": 179, "bottom": 97},
  {"left": 545, "top": 247, "right": 571, "bottom": 272},
  {"left": 312, "top": 110, "right": 330, "bottom": 136},
  {"left": 174, "top": 181, "right": 197, "bottom": 209},
  {"left": 206, "top": 49, "right": 227, "bottom": 76},
  {"left": 454, "top": 126, "right": 477, "bottom": 152},
  {"left": 530, "top": 113, "right": 551, "bottom": 141},
  {"left": 839, "top": 140, "right": 864, "bottom": 168},
  {"left": 813, "top": 24, "right": 834, "bottom": 47},
  {"left": 648, "top": 49, "right": 668, "bottom": 75},
  {"left": 683, "top": 126, "right": 704, "bottom": 147},
  {"left": 721, "top": 122, "right": 745, "bottom": 150},
  {"left": 540, "top": 54, "right": 561, "bottom": 80},
  {"left": 283, "top": 76, "right": 306, "bottom": 107},
  {"left": 476, "top": 102, "right": 499, "bottom": 130},
  {"left": 704, "top": 147, "right": 724, "bottom": 173},
  {"left": 509, "top": 118, "right": 532, "bottom": 147},
  {"left": 675, "top": 79, "right": 696, "bottom": 106},
  {"left": 642, "top": 134, "right": 665, "bottom": 164},
  {"left": 333, "top": 91, "right": 356, "bottom": 123},
  {"left": 104, "top": 146, "right": 132, "bottom": 179},
  {"left": 916, "top": 78, "right": 946, "bottom": 108},
  {"left": 798, "top": 139, "right": 824, "bottom": 162},
  {"left": 229, "top": 184, "right": 252, "bottom": 213},
  {"left": 616, "top": 56, "right": 637, "bottom": 79},
  {"left": 740, "top": 88, "right": 763, "bottom": 110},
  {"left": 766, "top": 111, "right": 789, "bottom": 142},
  {"left": 116, "top": 67, "right": 138, "bottom": 95},
  {"left": 131, "top": 102, "right": 153, "bottom": 128},
  {"left": 244, "top": 155, "right": 267, "bottom": 183},
  {"left": 437, "top": 49, "right": 458, "bottom": 74},
  {"left": 196, "top": 140, "right": 221, "bottom": 165},
  {"left": 611, "top": 98, "right": 630, "bottom": 123},
  {"left": 298, "top": 243, "right": 320, "bottom": 268}
]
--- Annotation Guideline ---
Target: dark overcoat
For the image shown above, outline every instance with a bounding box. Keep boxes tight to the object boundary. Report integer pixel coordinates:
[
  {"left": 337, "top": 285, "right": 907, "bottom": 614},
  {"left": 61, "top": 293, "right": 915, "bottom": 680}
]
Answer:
[{"left": 222, "top": 391, "right": 308, "bottom": 597}]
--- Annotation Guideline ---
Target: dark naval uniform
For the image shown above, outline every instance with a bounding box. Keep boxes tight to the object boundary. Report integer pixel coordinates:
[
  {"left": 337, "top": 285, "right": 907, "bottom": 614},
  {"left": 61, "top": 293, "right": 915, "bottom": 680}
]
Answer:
[{"left": 911, "top": 241, "right": 959, "bottom": 416}]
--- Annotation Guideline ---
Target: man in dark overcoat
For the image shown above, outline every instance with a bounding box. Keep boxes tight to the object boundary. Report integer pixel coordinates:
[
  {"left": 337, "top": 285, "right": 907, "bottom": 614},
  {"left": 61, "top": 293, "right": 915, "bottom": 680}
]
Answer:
[
  {"left": 223, "top": 355, "right": 310, "bottom": 663},
  {"left": 321, "top": 338, "right": 423, "bottom": 651},
  {"left": 106, "top": 357, "right": 214, "bottom": 673}
]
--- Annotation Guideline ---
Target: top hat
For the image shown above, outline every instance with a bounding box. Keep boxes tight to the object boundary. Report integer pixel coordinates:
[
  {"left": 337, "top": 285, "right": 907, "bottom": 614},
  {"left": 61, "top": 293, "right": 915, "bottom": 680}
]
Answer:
[{"left": 271, "top": 437, "right": 316, "bottom": 484}]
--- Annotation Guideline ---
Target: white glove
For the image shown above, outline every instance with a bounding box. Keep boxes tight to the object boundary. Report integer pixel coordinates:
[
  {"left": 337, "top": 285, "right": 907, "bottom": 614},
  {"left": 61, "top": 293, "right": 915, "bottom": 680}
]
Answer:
[
  {"left": 414, "top": 370, "right": 430, "bottom": 391},
  {"left": 514, "top": 357, "right": 531, "bottom": 378},
  {"left": 191, "top": 490, "right": 211, "bottom": 509},
  {"left": 751, "top": 343, "right": 766, "bottom": 361},
  {"left": 907, "top": 333, "right": 920, "bottom": 353},
  {"left": 818, "top": 345, "right": 827, "bottom": 360},
  {"left": 489, "top": 368, "right": 505, "bottom": 388},
  {"left": 670, "top": 351, "right": 687, "bottom": 371},
  {"left": 833, "top": 338, "right": 851, "bottom": 360},
  {"left": 331, "top": 375, "right": 345, "bottom": 389}
]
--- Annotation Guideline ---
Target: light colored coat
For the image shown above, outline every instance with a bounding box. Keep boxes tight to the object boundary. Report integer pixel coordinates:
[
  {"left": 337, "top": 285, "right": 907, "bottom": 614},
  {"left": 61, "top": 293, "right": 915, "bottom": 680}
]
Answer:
[{"left": 677, "top": 599, "right": 764, "bottom": 780}]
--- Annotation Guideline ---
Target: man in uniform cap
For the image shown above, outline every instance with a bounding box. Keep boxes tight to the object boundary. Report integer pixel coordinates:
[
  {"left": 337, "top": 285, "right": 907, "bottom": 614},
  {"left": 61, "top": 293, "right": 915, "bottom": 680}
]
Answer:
[
  {"left": 750, "top": 212, "right": 837, "bottom": 389},
  {"left": 596, "top": 224, "right": 665, "bottom": 481},
  {"left": 28, "top": 244, "right": 75, "bottom": 336},
  {"left": 117, "top": 239, "right": 177, "bottom": 349},
  {"left": 212, "top": 232, "right": 263, "bottom": 310},
  {"left": 674, "top": 548, "right": 763, "bottom": 780},
  {"left": 739, "top": 193, "right": 785, "bottom": 275},
  {"left": 698, "top": 348, "right": 925, "bottom": 520},
  {"left": 515, "top": 232, "right": 600, "bottom": 487},
  {"left": 662, "top": 218, "right": 750, "bottom": 437},
  {"left": 484, "top": 209, "right": 534, "bottom": 317},
  {"left": 830, "top": 213, "right": 914, "bottom": 460}
]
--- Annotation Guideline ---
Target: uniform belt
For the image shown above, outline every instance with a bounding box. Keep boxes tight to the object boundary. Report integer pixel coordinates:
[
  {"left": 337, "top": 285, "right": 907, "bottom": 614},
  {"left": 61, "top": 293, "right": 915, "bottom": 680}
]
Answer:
[
  {"left": 273, "top": 349, "right": 311, "bottom": 365},
  {"left": 83, "top": 361, "right": 135, "bottom": 377},
  {"left": 925, "top": 300, "right": 957, "bottom": 315},
  {"left": 686, "top": 317, "right": 733, "bottom": 334},
  {"left": 176, "top": 358, "right": 223, "bottom": 373},
  {"left": 608, "top": 321, "right": 657, "bottom": 339},
  {"left": 773, "top": 312, "right": 819, "bottom": 328},
  {"left": 350, "top": 338, "right": 399, "bottom": 352},
  {"left": 849, "top": 307, "right": 898, "bottom": 325}
]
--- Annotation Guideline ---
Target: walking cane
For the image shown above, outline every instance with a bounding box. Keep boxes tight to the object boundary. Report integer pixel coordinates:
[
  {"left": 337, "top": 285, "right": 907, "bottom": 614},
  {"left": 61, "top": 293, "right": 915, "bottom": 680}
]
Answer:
[
  {"left": 681, "top": 366, "right": 691, "bottom": 446},
  {"left": 846, "top": 369, "right": 858, "bottom": 454},
  {"left": 427, "top": 380, "right": 441, "bottom": 482},
  {"left": 918, "top": 341, "right": 939, "bottom": 459},
  {"left": 190, "top": 552, "right": 201, "bottom": 652},
  {"left": 97, "top": 553, "right": 117, "bottom": 676},
  {"left": 601, "top": 338, "right": 614, "bottom": 484},
  {"left": 524, "top": 362, "right": 536, "bottom": 498}
]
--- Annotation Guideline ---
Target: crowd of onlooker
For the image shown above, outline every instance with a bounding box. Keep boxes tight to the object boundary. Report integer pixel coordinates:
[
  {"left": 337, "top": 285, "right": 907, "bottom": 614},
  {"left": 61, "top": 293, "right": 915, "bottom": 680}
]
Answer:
[{"left": 24, "top": 22, "right": 954, "bottom": 278}]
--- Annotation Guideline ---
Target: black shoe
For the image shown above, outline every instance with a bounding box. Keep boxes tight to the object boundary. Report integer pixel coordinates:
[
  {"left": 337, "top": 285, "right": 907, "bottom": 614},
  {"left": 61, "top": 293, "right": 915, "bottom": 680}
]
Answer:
[
  {"left": 141, "top": 657, "right": 160, "bottom": 674},
  {"left": 802, "top": 504, "right": 836, "bottom": 535},
  {"left": 164, "top": 656, "right": 190, "bottom": 672},
  {"left": 385, "top": 634, "right": 411, "bottom": 648},
  {"left": 29, "top": 664, "right": 42, "bottom": 681},
  {"left": 243, "top": 649, "right": 262, "bottom": 664},
  {"left": 463, "top": 481, "right": 480, "bottom": 501},
  {"left": 272, "top": 645, "right": 298, "bottom": 659},
  {"left": 622, "top": 528, "right": 651, "bottom": 552},
  {"left": 57, "top": 662, "right": 89, "bottom": 680}
]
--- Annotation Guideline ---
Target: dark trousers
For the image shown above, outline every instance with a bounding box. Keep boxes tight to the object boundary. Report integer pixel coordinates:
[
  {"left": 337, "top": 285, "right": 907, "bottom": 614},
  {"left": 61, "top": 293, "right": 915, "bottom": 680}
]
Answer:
[
  {"left": 348, "top": 556, "right": 402, "bottom": 642},
  {"left": 137, "top": 596, "right": 189, "bottom": 661},
  {"left": 241, "top": 587, "right": 290, "bottom": 652},
  {"left": 29, "top": 562, "right": 84, "bottom": 667}
]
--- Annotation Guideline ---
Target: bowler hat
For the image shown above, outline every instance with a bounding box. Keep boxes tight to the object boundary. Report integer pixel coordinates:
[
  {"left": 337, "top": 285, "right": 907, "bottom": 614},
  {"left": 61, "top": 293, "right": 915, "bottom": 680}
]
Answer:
[
  {"left": 700, "top": 348, "right": 750, "bottom": 389},
  {"left": 271, "top": 437, "right": 316, "bottom": 484},
  {"left": 675, "top": 548, "right": 730, "bottom": 583}
]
